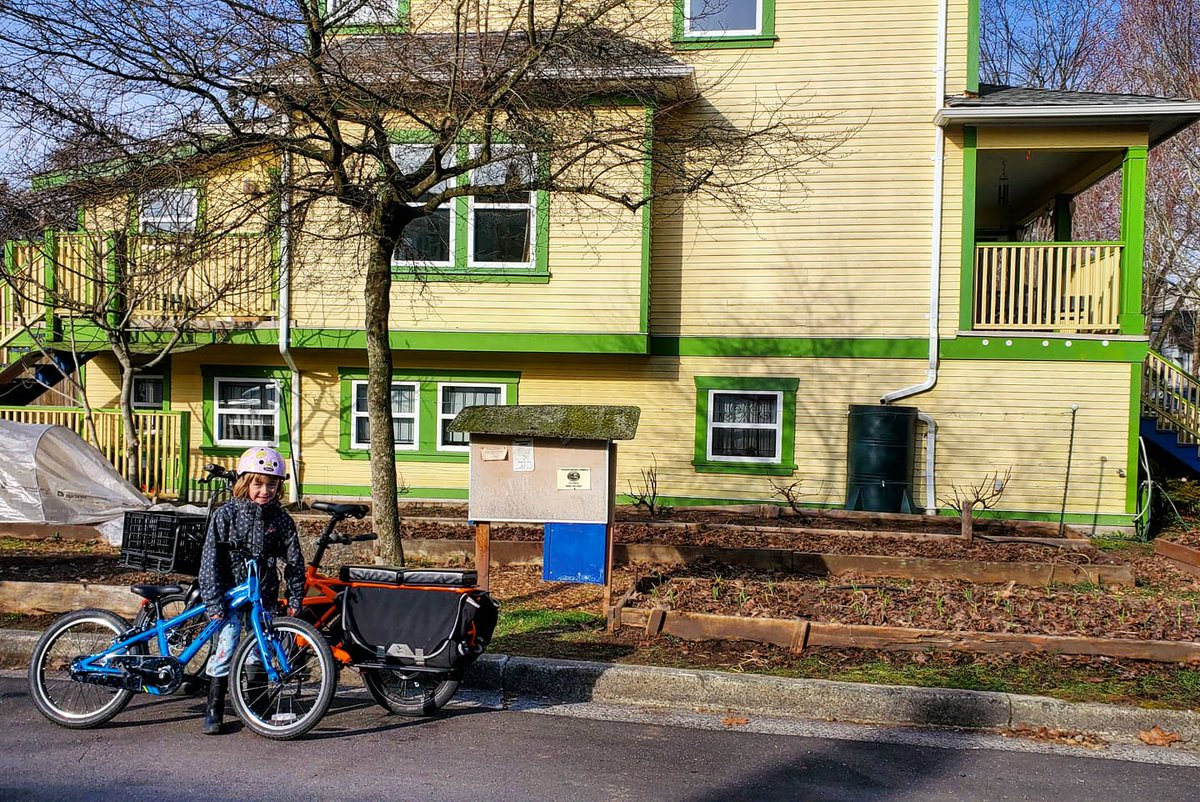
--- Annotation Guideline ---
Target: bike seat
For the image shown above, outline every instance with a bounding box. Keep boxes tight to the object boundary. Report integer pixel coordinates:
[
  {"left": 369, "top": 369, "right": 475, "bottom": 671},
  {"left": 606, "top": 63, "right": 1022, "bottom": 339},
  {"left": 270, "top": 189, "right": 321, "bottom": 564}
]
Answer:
[
  {"left": 311, "top": 501, "right": 370, "bottom": 519},
  {"left": 339, "top": 565, "right": 478, "bottom": 587},
  {"left": 130, "top": 584, "right": 185, "bottom": 601}
]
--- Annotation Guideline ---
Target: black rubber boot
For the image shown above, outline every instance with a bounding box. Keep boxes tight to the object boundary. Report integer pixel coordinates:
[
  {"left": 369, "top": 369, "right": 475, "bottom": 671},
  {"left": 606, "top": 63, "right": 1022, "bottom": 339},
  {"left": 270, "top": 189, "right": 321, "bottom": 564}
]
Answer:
[{"left": 202, "top": 676, "right": 226, "bottom": 735}]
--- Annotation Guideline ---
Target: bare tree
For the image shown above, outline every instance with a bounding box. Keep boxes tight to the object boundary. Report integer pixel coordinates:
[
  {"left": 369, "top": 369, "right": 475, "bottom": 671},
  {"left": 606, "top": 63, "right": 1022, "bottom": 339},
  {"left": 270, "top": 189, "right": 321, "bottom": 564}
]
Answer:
[
  {"left": 938, "top": 468, "right": 1012, "bottom": 540},
  {"left": 0, "top": 0, "right": 848, "bottom": 562},
  {"left": 980, "top": 0, "right": 1118, "bottom": 90}
]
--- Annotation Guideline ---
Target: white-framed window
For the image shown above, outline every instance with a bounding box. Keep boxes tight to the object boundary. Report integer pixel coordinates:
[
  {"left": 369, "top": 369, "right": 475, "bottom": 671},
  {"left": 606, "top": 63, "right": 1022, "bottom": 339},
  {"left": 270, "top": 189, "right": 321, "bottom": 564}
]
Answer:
[
  {"left": 327, "top": 0, "right": 399, "bottom": 26},
  {"left": 437, "top": 382, "right": 505, "bottom": 451},
  {"left": 138, "top": 188, "right": 198, "bottom": 234},
  {"left": 391, "top": 143, "right": 455, "bottom": 267},
  {"left": 214, "top": 377, "right": 278, "bottom": 446},
  {"left": 131, "top": 375, "right": 164, "bottom": 409},
  {"left": 468, "top": 144, "right": 536, "bottom": 268},
  {"left": 706, "top": 389, "right": 782, "bottom": 463},
  {"left": 685, "top": 0, "right": 763, "bottom": 37},
  {"left": 350, "top": 380, "right": 419, "bottom": 450}
]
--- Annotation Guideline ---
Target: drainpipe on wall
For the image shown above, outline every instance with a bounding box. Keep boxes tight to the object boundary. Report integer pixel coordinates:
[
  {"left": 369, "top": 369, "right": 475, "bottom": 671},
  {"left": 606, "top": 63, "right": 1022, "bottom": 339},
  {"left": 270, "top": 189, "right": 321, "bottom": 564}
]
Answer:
[
  {"left": 917, "top": 412, "right": 937, "bottom": 515},
  {"left": 277, "top": 151, "right": 301, "bottom": 504}
]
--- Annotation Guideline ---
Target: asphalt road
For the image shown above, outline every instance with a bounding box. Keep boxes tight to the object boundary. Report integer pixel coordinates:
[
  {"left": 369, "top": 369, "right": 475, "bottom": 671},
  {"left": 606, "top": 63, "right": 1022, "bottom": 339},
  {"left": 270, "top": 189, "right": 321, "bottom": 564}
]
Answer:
[{"left": 2, "top": 674, "right": 1199, "bottom": 802}]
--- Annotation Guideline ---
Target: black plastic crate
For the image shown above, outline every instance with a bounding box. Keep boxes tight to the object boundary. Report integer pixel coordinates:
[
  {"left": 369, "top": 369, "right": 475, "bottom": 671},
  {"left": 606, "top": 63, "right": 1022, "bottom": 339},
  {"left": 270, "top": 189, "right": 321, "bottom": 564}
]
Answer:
[{"left": 118, "top": 510, "right": 207, "bottom": 575}]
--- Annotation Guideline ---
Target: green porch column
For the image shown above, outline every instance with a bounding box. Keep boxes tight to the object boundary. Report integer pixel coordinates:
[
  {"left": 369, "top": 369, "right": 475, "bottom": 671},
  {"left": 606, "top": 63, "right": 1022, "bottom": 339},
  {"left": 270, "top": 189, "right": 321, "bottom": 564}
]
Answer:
[
  {"left": 43, "top": 230, "right": 58, "bottom": 340},
  {"left": 1119, "top": 146, "right": 1147, "bottom": 336},
  {"left": 958, "top": 128, "right": 978, "bottom": 332}
]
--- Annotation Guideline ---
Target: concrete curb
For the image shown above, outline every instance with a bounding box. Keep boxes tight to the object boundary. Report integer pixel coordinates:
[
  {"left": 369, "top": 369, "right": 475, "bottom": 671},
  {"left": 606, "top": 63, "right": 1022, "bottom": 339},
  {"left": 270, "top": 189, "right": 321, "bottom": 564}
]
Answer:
[{"left": 5, "top": 628, "right": 1195, "bottom": 744}]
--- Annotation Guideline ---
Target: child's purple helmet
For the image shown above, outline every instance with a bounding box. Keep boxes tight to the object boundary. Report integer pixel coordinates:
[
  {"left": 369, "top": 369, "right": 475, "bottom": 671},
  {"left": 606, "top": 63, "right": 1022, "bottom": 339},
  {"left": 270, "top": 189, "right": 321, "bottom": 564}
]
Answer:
[{"left": 237, "top": 446, "right": 289, "bottom": 479}]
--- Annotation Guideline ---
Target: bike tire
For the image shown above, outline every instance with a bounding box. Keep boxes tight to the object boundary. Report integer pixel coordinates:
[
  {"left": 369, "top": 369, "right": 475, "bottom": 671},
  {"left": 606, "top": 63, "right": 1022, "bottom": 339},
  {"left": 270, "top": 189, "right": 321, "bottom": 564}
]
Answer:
[
  {"left": 27, "top": 608, "right": 136, "bottom": 729},
  {"left": 362, "top": 668, "right": 459, "bottom": 716},
  {"left": 228, "top": 616, "right": 335, "bottom": 741},
  {"left": 133, "top": 592, "right": 212, "bottom": 694}
]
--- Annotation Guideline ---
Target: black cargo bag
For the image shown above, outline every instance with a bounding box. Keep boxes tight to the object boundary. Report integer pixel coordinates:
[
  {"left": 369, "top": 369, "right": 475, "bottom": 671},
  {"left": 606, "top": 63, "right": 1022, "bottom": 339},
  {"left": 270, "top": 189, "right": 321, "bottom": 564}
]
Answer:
[{"left": 341, "top": 585, "right": 499, "bottom": 672}]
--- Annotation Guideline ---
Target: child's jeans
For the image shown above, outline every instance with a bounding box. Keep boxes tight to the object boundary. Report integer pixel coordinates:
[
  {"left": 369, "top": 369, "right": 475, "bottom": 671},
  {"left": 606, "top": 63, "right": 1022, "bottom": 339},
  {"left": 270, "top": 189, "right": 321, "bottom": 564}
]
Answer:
[{"left": 205, "top": 615, "right": 243, "bottom": 678}]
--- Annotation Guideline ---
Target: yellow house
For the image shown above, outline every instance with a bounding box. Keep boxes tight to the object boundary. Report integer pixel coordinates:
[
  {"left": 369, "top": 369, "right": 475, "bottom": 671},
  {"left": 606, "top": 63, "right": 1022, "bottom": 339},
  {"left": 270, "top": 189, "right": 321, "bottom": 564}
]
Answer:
[{"left": 4, "top": 0, "right": 1200, "bottom": 531}]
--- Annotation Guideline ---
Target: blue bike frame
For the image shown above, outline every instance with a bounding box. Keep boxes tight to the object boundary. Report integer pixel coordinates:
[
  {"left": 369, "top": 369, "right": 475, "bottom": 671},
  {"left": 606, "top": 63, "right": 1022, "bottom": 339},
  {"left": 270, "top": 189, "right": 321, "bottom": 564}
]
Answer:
[{"left": 74, "top": 559, "right": 292, "bottom": 693}]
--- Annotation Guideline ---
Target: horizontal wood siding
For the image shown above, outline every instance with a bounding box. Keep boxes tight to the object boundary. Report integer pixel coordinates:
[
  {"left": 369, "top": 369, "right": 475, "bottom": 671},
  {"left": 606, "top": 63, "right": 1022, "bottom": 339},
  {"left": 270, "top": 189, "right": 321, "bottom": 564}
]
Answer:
[{"left": 167, "top": 347, "right": 1129, "bottom": 522}]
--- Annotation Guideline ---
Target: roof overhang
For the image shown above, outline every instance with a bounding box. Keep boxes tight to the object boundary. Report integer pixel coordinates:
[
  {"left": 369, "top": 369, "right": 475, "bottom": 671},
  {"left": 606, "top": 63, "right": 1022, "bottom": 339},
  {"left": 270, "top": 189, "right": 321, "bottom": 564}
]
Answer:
[{"left": 935, "top": 103, "right": 1200, "bottom": 148}]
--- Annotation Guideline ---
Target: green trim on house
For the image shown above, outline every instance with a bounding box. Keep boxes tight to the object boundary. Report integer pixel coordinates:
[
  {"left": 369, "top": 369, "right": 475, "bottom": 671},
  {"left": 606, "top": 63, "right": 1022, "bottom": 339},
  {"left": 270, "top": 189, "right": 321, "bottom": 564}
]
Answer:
[
  {"left": 1127, "top": 361, "right": 1141, "bottom": 516},
  {"left": 292, "top": 329, "right": 649, "bottom": 354},
  {"left": 641, "top": 107, "right": 654, "bottom": 336},
  {"left": 693, "top": 375, "right": 798, "bottom": 477},
  {"left": 672, "top": 0, "right": 777, "bottom": 49},
  {"left": 335, "top": 367, "right": 519, "bottom": 462},
  {"left": 43, "top": 231, "right": 57, "bottom": 336},
  {"left": 959, "top": 127, "right": 978, "bottom": 332},
  {"left": 301, "top": 483, "right": 468, "bottom": 500},
  {"left": 967, "top": 0, "right": 980, "bottom": 93},
  {"left": 940, "top": 335, "right": 1147, "bottom": 363},
  {"left": 653, "top": 336, "right": 928, "bottom": 359},
  {"left": 1119, "top": 147, "right": 1148, "bottom": 336},
  {"left": 200, "top": 364, "right": 292, "bottom": 457},
  {"left": 320, "top": 0, "right": 410, "bottom": 34},
  {"left": 105, "top": 233, "right": 120, "bottom": 330}
]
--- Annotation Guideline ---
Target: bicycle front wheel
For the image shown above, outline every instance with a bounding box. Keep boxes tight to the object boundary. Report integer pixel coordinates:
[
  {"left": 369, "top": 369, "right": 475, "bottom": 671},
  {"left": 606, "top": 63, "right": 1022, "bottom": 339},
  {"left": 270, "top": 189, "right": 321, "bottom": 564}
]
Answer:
[
  {"left": 362, "top": 668, "right": 459, "bottom": 716},
  {"left": 28, "top": 609, "right": 135, "bottom": 729},
  {"left": 228, "top": 616, "right": 335, "bottom": 740}
]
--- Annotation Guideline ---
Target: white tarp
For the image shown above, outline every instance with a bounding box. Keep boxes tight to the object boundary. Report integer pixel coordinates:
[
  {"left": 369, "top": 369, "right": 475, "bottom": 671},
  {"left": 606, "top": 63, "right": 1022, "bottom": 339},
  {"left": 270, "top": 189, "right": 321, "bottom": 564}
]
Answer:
[{"left": 0, "top": 420, "right": 150, "bottom": 527}]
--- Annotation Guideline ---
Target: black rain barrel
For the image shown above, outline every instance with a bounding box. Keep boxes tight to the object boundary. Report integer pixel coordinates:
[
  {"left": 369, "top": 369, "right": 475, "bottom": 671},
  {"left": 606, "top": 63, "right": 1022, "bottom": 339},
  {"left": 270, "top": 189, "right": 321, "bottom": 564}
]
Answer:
[{"left": 845, "top": 404, "right": 918, "bottom": 514}]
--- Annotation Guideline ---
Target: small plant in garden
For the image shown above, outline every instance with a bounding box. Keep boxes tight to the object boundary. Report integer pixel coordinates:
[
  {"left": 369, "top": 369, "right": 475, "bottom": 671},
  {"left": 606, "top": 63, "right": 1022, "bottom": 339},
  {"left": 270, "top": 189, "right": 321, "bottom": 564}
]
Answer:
[
  {"left": 769, "top": 478, "right": 807, "bottom": 514},
  {"left": 628, "top": 454, "right": 671, "bottom": 517},
  {"left": 712, "top": 575, "right": 723, "bottom": 600},
  {"left": 938, "top": 468, "right": 1013, "bottom": 540}
]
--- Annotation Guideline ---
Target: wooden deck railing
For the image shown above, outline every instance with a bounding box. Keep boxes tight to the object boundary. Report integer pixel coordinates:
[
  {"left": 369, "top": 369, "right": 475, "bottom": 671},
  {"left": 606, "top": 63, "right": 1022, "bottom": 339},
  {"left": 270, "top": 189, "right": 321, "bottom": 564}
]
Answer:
[
  {"left": 0, "top": 406, "right": 189, "bottom": 499},
  {"left": 1143, "top": 351, "right": 1200, "bottom": 446},
  {"left": 974, "top": 243, "right": 1122, "bottom": 332}
]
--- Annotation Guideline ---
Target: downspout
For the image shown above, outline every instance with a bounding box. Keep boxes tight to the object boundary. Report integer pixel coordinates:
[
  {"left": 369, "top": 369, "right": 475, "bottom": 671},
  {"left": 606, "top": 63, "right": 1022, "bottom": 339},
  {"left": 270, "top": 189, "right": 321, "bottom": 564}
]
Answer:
[
  {"left": 917, "top": 412, "right": 937, "bottom": 515},
  {"left": 277, "top": 151, "right": 301, "bottom": 504},
  {"left": 880, "top": 0, "right": 948, "bottom": 407}
]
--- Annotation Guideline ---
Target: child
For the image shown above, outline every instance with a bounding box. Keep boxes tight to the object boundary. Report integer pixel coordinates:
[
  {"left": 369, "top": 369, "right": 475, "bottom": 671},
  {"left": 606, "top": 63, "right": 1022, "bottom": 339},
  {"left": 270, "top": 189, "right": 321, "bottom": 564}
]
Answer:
[{"left": 197, "top": 446, "right": 305, "bottom": 735}]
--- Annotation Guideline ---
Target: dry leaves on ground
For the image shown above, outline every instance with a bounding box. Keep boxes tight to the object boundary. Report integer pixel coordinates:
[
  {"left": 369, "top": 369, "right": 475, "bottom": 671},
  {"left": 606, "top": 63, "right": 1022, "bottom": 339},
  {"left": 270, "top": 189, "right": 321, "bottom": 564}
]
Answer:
[
  {"left": 720, "top": 715, "right": 750, "bottom": 727},
  {"left": 1138, "top": 725, "right": 1184, "bottom": 747},
  {"left": 1003, "top": 725, "right": 1107, "bottom": 749}
]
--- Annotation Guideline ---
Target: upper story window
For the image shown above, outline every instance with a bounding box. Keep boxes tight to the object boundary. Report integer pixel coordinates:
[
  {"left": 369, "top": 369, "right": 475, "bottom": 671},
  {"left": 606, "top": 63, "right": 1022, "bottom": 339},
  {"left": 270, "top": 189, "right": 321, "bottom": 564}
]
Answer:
[
  {"left": 676, "top": 0, "right": 776, "bottom": 49},
  {"left": 139, "top": 188, "right": 198, "bottom": 234},
  {"left": 469, "top": 145, "right": 536, "bottom": 268},
  {"left": 392, "top": 143, "right": 455, "bottom": 268},
  {"left": 327, "top": 0, "right": 403, "bottom": 27},
  {"left": 686, "top": 0, "right": 762, "bottom": 36}
]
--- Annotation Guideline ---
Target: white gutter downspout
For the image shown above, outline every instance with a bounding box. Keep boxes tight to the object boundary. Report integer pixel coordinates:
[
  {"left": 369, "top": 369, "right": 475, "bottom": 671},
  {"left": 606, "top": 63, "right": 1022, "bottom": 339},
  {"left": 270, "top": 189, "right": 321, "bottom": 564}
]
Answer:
[
  {"left": 880, "top": 0, "right": 948, "bottom": 515},
  {"left": 881, "top": 0, "right": 948, "bottom": 408},
  {"left": 277, "top": 151, "right": 301, "bottom": 504}
]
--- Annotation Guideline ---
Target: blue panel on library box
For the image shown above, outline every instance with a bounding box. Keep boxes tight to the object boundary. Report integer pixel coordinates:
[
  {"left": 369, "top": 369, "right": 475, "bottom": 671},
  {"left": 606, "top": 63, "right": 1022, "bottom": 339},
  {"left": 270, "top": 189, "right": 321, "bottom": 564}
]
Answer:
[{"left": 543, "top": 522, "right": 607, "bottom": 584}]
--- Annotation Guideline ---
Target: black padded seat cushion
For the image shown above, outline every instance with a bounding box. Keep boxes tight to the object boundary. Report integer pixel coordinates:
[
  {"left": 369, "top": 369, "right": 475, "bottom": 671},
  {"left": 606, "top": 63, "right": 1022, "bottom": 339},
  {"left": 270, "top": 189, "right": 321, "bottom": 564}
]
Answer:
[{"left": 339, "top": 565, "right": 478, "bottom": 587}]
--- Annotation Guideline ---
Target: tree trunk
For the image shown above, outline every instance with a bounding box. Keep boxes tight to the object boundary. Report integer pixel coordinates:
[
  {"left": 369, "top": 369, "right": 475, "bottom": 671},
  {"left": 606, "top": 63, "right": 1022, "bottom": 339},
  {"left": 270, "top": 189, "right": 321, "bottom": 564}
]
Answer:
[
  {"left": 960, "top": 501, "right": 975, "bottom": 540},
  {"left": 364, "top": 234, "right": 403, "bottom": 565},
  {"left": 117, "top": 363, "right": 142, "bottom": 490}
]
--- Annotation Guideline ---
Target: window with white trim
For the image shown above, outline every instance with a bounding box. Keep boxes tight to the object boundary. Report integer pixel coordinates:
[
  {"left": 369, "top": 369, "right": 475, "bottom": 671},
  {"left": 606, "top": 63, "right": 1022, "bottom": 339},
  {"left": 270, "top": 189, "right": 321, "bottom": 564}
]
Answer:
[
  {"left": 327, "top": 0, "right": 399, "bottom": 26},
  {"left": 685, "top": 0, "right": 763, "bottom": 36},
  {"left": 131, "top": 375, "right": 164, "bottom": 409},
  {"left": 350, "top": 380, "right": 418, "bottom": 450},
  {"left": 438, "top": 383, "right": 504, "bottom": 450},
  {"left": 392, "top": 144, "right": 455, "bottom": 267},
  {"left": 139, "top": 188, "right": 198, "bottom": 234},
  {"left": 214, "top": 377, "right": 278, "bottom": 446},
  {"left": 468, "top": 145, "right": 536, "bottom": 267},
  {"left": 706, "top": 390, "right": 782, "bottom": 463}
]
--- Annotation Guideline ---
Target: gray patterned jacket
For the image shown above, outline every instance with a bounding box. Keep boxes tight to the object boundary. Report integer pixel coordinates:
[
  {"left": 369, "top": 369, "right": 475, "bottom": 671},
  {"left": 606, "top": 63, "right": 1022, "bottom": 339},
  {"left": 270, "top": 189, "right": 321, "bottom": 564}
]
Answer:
[{"left": 199, "top": 497, "right": 305, "bottom": 618}]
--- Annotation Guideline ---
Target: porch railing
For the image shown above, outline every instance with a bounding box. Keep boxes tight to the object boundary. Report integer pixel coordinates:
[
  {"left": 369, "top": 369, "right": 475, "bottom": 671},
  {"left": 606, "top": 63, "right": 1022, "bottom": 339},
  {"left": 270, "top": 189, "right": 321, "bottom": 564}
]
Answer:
[
  {"left": 973, "top": 242, "right": 1122, "bottom": 333},
  {"left": 0, "top": 406, "right": 189, "bottom": 499},
  {"left": 1143, "top": 351, "right": 1200, "bottom": 446}
]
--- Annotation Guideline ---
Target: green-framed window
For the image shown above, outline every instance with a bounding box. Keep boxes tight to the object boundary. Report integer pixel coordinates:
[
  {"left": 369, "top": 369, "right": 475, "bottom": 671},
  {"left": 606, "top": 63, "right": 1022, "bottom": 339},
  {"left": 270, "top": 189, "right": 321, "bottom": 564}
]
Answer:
[
  {"left": 325, "top": 0, "right": 408, "bottom": 30},
  {"left": 390, "top": 137, "right": 549, "bottom": 282},
  {"left": 131, "top": 374, "right": 166, "bottom": 410},
  {"left": 693, "top": 376, "right": 797, "bottom": 475},
  {"left": 338, "top": 368, "right": 519, "bottom": 462},
  {"left": 201, "top": 365, "right": 292, "bottom": 456},
  {"left": 674, "top": 0, "right": 777, "bottom": 50},
  {"left": 138, "top": 187, "right": 199, "bottom": 234}
]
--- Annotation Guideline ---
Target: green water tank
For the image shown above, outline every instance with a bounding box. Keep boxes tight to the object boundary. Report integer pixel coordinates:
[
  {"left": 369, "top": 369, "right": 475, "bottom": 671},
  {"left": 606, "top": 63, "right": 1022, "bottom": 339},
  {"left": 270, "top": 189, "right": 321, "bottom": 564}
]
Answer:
[{"left": 845, "top": 404, "right": 919, "bottom": 514}]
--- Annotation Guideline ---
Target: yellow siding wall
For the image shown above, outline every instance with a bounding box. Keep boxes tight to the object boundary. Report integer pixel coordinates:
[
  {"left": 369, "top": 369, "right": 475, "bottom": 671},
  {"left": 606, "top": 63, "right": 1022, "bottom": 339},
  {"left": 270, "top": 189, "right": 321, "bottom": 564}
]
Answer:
[
  {"left": 83, "top": 353, "right": 122, "bottom": 409},
  {"left": 168, "top": 346, "right": 1130, "bottom": 522}
]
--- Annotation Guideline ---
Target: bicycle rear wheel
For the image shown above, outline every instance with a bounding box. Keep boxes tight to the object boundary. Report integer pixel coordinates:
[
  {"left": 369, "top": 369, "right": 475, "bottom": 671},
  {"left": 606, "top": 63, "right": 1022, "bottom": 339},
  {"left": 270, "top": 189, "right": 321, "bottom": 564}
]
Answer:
[
  {"left": 134, "top": 592, "right": 211, "bottom": 693},
  {"left": 228, "top": 616, "right": 335, "bottom": 740},
  {"left": 28, "top": 609, "right": 136, "bottom": 729},
  {"left": 362, "top": 668, "right": 459, "bottom": 716}
]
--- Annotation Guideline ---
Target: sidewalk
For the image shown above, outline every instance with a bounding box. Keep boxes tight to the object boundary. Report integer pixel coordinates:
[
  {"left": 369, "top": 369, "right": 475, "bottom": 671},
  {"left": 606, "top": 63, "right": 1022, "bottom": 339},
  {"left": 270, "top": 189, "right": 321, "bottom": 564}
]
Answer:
[{"left": 4, "top": 627, "right": 1196, "bottom": 747}]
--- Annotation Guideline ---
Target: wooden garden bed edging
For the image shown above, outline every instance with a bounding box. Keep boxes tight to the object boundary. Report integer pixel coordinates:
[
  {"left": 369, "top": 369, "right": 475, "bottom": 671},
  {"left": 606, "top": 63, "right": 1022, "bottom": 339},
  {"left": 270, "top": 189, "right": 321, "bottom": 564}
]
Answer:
[
  {"left": 0, "top": 581, "right": 141, "bottom": 617},
  {"left": 1154, "top": 539, "right": 1200, "bottom": 579},
  {"left": 618, "top": 607, "right": 1200, "bottom": 664},
  {"left": 404, "top": 539, "right": 1133, "bottom": 587}
]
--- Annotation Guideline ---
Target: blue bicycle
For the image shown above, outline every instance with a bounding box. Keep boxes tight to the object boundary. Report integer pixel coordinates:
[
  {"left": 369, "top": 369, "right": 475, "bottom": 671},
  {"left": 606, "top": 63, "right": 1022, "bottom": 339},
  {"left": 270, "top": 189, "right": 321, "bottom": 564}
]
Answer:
[{"left": 27, "top": 554, "right": 336, "bottom": 740}]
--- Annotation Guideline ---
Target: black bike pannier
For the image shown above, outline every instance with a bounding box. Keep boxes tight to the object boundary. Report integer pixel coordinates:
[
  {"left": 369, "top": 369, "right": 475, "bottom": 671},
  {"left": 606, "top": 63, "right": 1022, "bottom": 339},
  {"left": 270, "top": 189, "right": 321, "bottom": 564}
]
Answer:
[{"left": 341, "top": 585, "right": 499, "bottom": 672}]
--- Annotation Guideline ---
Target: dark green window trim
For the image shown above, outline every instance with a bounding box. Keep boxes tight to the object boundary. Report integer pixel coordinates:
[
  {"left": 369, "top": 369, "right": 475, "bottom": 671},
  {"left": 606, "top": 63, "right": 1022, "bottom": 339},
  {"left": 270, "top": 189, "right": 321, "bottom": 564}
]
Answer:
[
  {"left": 320, "top": 0, "right": 409, "bottom": 33},
  {"left": 336, "top": 367, "right": 519, "bottom": 462},
  {"left": 200, "top": 365, "right": 292, "bottom": 457},
  {"left": 388, "top": 135, "right": 550, "bottom": 283},
  {"left": 673, "top": 0, "right": 777, "bottom": 50},
  {"left": 132, "top": 362, "right": 171, "bottom": 411},
  {"left": 693, "top": 375, "right": 798, "bottom": 476}
]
